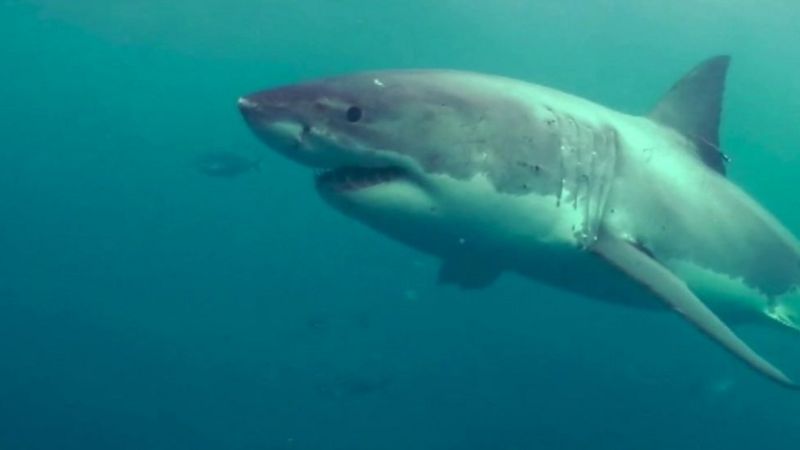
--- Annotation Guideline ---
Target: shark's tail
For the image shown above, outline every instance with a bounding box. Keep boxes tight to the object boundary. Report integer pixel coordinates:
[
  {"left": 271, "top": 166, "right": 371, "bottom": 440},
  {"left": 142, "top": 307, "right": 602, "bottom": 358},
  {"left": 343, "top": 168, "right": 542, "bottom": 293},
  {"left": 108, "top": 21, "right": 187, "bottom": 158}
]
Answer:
[{"left": 767, "top": 295, "right": 800, "bottom": 334}]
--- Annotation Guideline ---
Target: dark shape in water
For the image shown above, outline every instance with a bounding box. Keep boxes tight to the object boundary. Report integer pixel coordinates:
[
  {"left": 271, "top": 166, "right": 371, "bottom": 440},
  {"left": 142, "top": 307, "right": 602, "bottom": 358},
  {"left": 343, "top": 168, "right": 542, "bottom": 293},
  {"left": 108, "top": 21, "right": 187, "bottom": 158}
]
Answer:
[
  {"left": 306, "top": 312, "right": 331, "bottom": 333},
  {"left": 195, "top": 151, "right": 261, "bottom": 178},
  {"left": 316, "top": 373, "right": 392, "bottom": 399}
]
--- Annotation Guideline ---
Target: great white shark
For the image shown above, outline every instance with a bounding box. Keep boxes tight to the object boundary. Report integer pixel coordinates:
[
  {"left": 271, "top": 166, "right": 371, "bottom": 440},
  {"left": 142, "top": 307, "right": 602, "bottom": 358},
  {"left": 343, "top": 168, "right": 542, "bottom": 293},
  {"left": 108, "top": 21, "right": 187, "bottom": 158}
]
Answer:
[{"left": 238, "top": 56, "right": 800, "bottom": 389}]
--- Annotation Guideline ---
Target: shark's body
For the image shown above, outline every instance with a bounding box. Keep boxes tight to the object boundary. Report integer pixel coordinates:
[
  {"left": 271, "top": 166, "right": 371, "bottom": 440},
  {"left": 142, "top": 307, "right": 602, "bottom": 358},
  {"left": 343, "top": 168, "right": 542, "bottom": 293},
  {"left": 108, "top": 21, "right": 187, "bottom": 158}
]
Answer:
[{"left": 238, "top": 56, "right": 800, "bottom": 388}]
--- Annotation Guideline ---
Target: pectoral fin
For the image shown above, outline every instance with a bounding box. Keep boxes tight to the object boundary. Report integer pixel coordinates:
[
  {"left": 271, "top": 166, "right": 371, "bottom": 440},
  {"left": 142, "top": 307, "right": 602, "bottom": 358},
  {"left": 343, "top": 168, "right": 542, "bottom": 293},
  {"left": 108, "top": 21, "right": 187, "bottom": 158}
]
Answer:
[{"left": 592, "top": 233, "right": 798, "bottom": 389}]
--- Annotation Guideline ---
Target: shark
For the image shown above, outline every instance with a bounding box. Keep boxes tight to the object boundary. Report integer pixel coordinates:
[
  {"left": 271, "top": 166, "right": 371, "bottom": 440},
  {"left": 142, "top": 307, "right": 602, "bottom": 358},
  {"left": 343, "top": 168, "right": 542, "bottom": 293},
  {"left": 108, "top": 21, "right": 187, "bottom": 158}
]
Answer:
[{"left": 238, "top": 56, "right": 800, "bottom": 389}]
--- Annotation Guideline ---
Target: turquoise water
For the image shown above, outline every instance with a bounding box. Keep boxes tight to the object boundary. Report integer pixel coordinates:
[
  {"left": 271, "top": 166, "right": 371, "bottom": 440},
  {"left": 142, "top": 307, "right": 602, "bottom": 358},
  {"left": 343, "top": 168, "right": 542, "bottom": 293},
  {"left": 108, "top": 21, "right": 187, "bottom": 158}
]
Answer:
[{"left": 2, "top": 1, "right": 800, "bottom": 448}]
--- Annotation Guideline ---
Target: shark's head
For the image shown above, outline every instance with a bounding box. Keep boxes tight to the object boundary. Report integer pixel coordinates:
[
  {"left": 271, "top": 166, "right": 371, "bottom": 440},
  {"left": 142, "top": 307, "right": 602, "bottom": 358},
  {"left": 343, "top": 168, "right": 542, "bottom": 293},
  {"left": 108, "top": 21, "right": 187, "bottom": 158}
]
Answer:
[
  {"left": 238, "top": 72, "right": 452, "bottom": 196},
  {"left": 239, "top": 71, "right": 568, "bottom": 255}
]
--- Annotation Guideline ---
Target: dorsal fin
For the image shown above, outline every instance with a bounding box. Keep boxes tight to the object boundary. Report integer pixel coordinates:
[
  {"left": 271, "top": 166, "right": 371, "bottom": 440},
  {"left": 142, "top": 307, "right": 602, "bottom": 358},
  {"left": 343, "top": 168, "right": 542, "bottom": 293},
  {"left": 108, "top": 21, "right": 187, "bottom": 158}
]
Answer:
[{"left": 649, "top": 55, "right": 730, "bottom": 174}]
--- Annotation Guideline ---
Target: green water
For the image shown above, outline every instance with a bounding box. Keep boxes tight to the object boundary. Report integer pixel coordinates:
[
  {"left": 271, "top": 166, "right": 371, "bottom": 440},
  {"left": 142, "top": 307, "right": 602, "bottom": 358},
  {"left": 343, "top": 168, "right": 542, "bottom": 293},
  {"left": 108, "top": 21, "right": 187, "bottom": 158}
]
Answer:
[{"left": 1, "top": 1, "right": 800, "bottom": 449}]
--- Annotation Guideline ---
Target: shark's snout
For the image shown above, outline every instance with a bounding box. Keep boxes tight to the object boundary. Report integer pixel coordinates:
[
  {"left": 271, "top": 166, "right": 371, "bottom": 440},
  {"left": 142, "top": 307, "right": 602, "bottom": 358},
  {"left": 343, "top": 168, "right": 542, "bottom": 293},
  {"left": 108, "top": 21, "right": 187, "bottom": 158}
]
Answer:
[
  {"left": 237, "top": 91, "right": 312, "bottom": 163},
  {"left": 237, "top": 96, "right": 258, "bottom": 109},
  {"left": 237, "top": 93, "right": 286, "bottom": 125},
  {"left": 238, "top": 94, "right": 269, "bottom": 129},
  {"left": 238, "top": 95, "right": 275, "bottom": 134},
  {"left": 238, "top": 83, "right": 323, "bottom": 121}
]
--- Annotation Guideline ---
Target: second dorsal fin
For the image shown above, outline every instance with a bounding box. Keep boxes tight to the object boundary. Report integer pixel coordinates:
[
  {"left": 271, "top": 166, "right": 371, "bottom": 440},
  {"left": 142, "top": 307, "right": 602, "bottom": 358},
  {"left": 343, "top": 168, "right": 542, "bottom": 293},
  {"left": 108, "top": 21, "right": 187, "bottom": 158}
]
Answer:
[{"left": 649, "top": 55, "right": 730, "bottom": 174}]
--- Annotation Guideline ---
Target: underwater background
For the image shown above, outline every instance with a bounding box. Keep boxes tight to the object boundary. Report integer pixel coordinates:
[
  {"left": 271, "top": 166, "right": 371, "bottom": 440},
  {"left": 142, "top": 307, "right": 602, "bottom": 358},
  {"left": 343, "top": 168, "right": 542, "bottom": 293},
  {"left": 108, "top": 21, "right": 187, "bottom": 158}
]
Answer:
[{"left": 2, "top": 0, "right": 800, "bottom": 448}]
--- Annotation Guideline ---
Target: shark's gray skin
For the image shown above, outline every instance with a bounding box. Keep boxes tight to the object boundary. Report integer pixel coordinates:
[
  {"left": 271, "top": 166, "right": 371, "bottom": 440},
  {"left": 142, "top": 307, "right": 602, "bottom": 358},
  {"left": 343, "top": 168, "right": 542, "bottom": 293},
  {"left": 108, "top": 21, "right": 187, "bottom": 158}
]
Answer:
[{"left": 238, "top": 56, "right": 800, "bottom": 389}]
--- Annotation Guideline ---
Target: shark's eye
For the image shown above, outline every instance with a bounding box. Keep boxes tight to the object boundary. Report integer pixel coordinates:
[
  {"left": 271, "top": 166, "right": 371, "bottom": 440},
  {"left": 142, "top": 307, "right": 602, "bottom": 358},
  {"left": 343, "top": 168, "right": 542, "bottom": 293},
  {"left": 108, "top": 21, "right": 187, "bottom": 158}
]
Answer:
[{"left": 346, "top": 106, "right": 363, "bottom": 123}]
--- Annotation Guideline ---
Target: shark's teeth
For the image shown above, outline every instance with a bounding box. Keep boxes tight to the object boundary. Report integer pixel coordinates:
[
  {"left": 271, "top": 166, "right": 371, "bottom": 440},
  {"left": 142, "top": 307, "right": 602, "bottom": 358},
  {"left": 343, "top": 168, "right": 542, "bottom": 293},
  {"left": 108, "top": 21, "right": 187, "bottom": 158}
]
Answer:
[{"left": 315, "top": 166, "right": 405, "bottom": 191}]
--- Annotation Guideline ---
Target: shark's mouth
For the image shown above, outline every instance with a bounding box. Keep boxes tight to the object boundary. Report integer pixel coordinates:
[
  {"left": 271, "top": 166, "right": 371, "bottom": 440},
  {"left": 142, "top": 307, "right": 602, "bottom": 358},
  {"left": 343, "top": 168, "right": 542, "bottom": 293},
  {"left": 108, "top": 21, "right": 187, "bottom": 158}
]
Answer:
[{"left": 315, "top": 166, "right": 406, "bottom": 191}]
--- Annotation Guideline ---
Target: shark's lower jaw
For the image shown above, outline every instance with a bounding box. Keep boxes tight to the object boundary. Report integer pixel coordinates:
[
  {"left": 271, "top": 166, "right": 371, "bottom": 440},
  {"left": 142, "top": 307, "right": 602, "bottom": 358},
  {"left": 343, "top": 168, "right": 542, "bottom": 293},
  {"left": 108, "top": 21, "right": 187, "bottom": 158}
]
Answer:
[{"left": 315, "top": 166, "right": 407, "bottom": 192}]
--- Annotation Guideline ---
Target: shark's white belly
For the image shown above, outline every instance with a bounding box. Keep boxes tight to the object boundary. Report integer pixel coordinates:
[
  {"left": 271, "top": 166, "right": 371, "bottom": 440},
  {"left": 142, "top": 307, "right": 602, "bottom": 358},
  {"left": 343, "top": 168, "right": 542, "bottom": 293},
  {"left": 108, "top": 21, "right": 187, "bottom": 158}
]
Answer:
[{"left": 339, "top": 161, "right": 784, "bottom": 323}]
